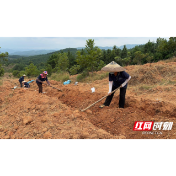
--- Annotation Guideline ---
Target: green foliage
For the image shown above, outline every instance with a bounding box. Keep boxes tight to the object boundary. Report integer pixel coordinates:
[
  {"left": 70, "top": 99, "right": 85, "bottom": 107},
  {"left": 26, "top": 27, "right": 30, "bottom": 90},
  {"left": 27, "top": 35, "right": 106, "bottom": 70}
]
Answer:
[
  {"left": 0, "top": 47, "right": 8, "bottom": 77},
  {"left": 47, "top": 53, "right": 58, "bottom": 69},
  {"left": 114, "top": 56, "right": 122, "bottom": 65},
  {"left": 76, "top": 39, "right": 102, "bottom": 73},
  {"left": 19, "top": 71, "right": 27, "bottom": 77},
  {"left": 69, "top": 65, "right": 80, "bottom": 75},
  {"left": 67, "top": 50, "right": 76, "bottom": 68},
  {"left": 45, "top": 64, "right": 52, "bottom": 76},
  {"left": 0, "top": 64, "right": 4, "bottom": 76},
  {"left": 25, "top": 63, "right": 39, "bottom": 77},
  {"left": 61, "top": 75, "right": 69, "bottom": 82},
  {"left": 97, "top": 60, "right": 106, "bottom": 70},
  {"left": 121, "top": 45, "right": 128, "bottom": 59},
  {"left": 50, "top": 72, "right": 70, "bottom": 83},
  {"left": 76, "top": 71, "right": 89, "bottom": 81},
  {"left": 146, "top": 54, "right": 153, "bottom": 64},
  {"left": 133, "top": 51, "right": 145, "bottom": 65},
  {"left": 2, "top": 37, "right": 176, "bottom": 80},
  {"left": 56, "top": 53, "right": 69, "bottom": 71},
  {"left": 0, "top": 49, "right": 8, "bottom": 63},
  {"left": 12, "top": 70, "right": 20, "bottom": 77},
  {"left": 12, "top": 70, "right": 28, "bottom": 78},
  {"left": 144, "top": 40, "right": 155, "bottom": 53},
  {"left": 12, "top": 63, "right": 25, "bottom": 71}
]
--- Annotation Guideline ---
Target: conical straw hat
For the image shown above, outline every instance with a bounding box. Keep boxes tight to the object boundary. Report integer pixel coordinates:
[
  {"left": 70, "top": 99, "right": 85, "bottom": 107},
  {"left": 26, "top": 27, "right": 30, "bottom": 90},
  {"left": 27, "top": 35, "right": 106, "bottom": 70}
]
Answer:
[{"left": 101, "top": 61, "right": 126, "bottom": 72}]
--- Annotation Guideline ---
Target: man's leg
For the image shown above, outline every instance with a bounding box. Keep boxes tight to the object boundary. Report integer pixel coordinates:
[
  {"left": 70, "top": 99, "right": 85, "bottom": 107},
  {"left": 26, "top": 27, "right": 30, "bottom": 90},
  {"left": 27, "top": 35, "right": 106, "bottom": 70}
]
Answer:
[
  {"left": 103, "top": 85, "right": 117, "bottom": 106},
  {"left": 119, "top": 88, "right": 126, "bottom": 108}
]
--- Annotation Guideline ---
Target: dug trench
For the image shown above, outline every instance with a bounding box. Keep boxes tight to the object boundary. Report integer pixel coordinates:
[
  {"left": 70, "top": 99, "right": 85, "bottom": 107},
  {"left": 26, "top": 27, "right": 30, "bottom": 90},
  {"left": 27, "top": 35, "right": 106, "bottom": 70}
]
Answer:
[{"left": 43, "top": 80, "right": 176, "bottom": 139}]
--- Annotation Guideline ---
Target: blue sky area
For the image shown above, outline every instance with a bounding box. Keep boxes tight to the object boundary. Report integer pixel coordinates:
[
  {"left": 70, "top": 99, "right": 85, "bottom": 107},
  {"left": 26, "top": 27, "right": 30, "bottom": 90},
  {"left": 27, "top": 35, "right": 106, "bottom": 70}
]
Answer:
[{"left": 0, "top": 36, "right": 170, "bottom": 50}]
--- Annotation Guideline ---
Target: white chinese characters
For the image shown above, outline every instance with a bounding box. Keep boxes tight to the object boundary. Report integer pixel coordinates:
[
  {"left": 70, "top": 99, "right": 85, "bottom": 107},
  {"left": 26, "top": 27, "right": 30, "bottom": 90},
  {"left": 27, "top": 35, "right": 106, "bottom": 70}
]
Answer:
[
  {"left": 162, "top": 122, "right": 173, "bottom": 130},
  {"left": 153, "top": 122, "right": 163, "bottom": 130}
]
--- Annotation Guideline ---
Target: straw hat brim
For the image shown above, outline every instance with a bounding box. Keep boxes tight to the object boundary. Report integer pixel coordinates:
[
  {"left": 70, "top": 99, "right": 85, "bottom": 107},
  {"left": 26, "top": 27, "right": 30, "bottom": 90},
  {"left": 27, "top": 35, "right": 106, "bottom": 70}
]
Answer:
[{"left": 101, "top": 65, "right": 126, "bottom": 72}]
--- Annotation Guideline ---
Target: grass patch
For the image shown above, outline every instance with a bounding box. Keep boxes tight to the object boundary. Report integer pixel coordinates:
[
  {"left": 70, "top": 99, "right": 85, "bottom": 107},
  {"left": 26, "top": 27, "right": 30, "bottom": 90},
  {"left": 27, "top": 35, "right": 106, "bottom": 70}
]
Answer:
[
  {"left": 0, "top": 77, "right": 3, "bottom": 86},
  {"left": 76, "top": 71, "right": 89, "bottom": 82},
  {"left": 159, "top": 79, "right": 176, "bottom": 85},
  {"left": 139, "top": 85, "right": 153, "bottom": 91},
  {"left": 76, "top": 72, "right": 109, "bottom": 82},
  {"left": 164, "top": 56, "right": 176, "bottom": 63},
  {"left": 50, "top": 72, "right": 70, "bottom": 83}
]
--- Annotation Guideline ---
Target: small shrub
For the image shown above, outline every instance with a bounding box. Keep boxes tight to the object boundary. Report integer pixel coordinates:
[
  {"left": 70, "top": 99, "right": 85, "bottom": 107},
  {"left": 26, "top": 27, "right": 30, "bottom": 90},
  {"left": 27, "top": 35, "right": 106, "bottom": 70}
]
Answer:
[
  {"left": 12, "top": 70, "right": 20, "bottom": 77},
  {"left": 76, "top": 71, "right": 89, "bottom": 81},
  {"left": 76, "top": 74, "right": 84, "bottom": 81},
  {"left": 61, "top": 75, "right": 69, "bottom": 82},
  {"left": 50, "top": 72, "right": 70, "bottom": 83}
]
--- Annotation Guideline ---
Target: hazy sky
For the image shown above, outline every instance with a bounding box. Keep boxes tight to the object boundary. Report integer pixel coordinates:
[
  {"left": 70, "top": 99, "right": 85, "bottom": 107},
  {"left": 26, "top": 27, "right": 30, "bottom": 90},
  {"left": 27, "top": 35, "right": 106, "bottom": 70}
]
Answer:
[{"left": 0, "top": 37, "right": 169, "bottom": 51}]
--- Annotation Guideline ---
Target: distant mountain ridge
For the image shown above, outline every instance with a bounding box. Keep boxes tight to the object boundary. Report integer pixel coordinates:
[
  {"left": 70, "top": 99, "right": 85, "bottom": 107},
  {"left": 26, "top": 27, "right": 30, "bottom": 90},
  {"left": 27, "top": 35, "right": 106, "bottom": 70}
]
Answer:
[
  {"left": 0, "top": 48, "right": 58, "bottom": 56},
  {"left": 10, "top": 50, "right": 57, "bottom": 56},
  {"left": 77, "top": 44, "right": 141, "bottom": 50},
  {"left": 2, "top": 44, "right": 142, "bottom": 57}
]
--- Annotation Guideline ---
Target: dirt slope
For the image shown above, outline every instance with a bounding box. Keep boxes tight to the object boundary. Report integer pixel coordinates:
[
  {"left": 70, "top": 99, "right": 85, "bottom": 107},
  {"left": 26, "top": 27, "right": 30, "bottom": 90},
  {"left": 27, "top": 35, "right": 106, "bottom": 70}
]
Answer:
[{"left": 1, "top": 61, "right": 176, "bottom": 139}]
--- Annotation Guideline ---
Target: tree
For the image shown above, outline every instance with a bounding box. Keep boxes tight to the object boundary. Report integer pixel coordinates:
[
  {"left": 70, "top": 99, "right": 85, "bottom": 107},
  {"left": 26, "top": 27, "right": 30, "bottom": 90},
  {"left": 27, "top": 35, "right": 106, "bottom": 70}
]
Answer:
[
  {"left": 69, "top": 65, "right": 80, "bottom": 75},
  {"left": 12, "top": 70, "right": 20, "bottom": 77},
  {"left": 146, "top": 54, "right": 153, "bottom": 66},
  {"left": 45, "top": 64, "right": 52, "bottom": 76},
  {"left": 47, "top": 53, "right": 58, "bottom": 69},
  {"left": 116, "top": 48, "right": 121, "bottom": 57},
  {"left": 133, "top": 51, "right": 145, "bottom": 65},
  {"left": 0, "top": 64, "right": 4, "bottom": 76},
  {"left": 122, "top": 52, "right": 131, "bottom": 66},
  {"left": 0, "top": 47, "right": 8, "bottom": 77},
  {"left": 143, "top": 40, "right": 155, "bottom": 54},
  {"left": 56, "top": 53, "right": 69, "bottom": 72},
  {"left": 97, "top": 60, "right": 106, "bottom": 71},
  {"left": 68, "top": 50, "right": 76, "bottom": 68},
  {"left": 25, "top": 63, "right": 39, "bottom": 77},
  {"left": 121, "top": 45, "right": 128, "bottom": 59},
  {"left": 114, "top": 56, "right": 123, "bottom": 65},
  {"left": 0, "top": 47, "right": 8, "bottom": 63},
  {"left": 167, "top": 37, "right": 176, "bottom": 55},
  {"left": 110, "top": 49, "right": 116, "bottom": 62},
  {"left": 76, "top": 39, "right": 102, "bottom": 73},
  {"left": 12, "top": 63, "right": 25, "bottom": 71},
  {"left": 101, "top": 50, "right": 107, "bottom": 63},
  {"left": 106, "top": 49, "right": 112, "bottom": 63}
]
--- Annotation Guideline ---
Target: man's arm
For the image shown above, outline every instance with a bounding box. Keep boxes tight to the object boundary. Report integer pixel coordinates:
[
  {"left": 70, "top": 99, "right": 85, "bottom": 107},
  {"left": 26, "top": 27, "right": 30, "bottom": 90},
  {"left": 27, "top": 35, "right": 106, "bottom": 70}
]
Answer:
[
  {"left": 121, "top": 76, "right": 131, "bottom": 87},
  {"left": 108, "top": 81, "right": 113, "bottom": 93}
]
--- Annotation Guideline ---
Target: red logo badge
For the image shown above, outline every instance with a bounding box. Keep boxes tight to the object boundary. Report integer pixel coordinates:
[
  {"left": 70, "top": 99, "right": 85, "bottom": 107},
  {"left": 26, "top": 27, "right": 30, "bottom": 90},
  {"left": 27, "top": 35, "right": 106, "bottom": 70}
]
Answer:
[{"left": 133, "top": 121, "right": 154, "bottom": 131}]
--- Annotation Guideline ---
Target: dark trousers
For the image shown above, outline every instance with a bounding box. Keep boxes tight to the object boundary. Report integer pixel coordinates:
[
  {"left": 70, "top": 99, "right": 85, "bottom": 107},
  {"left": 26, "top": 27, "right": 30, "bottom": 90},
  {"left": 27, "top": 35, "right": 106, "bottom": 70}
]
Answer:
[
  {"left": 20, "top": 82, "right": 22, "bottom": 87},
  {"left": 104, "top": 85, "right": 127, "bottom": 108},
  {"left": 37, "top": 83, "right": 42, "bottom": 93}
]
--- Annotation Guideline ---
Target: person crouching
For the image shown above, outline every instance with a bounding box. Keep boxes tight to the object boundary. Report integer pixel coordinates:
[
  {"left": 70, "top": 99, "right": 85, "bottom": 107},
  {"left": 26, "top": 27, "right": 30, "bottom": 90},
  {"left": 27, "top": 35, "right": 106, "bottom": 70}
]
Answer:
[
  {"left": 19, "top": 74, "right": 26, "bottom": 87},
  {"left": 23, "top": 81, "right": 30, "bottom": 88}
]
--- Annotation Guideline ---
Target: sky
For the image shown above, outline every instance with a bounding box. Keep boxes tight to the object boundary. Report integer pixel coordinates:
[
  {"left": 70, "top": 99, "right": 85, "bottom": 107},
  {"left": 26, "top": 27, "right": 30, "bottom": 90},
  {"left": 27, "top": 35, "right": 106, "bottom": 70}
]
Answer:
[{"left": 0, "top": 37, "right": 170, "bottom": 51}]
